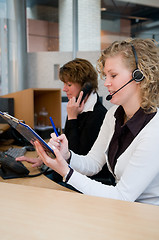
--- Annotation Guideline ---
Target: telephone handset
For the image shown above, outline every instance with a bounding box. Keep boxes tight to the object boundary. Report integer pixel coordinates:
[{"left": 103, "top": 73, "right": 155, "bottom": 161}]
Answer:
[
  {"left": 0, "top": 152, "right": 30, "bottom": 179},
  {"left": 78, "top": 82, "right": 93, "bottom": 105},
  {"left": 0, "top": 152, "right": 49, "bottom": 179}
]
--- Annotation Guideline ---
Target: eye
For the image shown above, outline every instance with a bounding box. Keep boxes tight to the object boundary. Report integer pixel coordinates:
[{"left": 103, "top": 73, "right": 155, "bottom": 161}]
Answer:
[
  {"left": 111, "top": 74, "right": 117, "bottom": 78},
  {"left": 67, "top": 82, "right": 72, "bottom": 87},
  {"left": 102, "top": 74, "right": 106, "bottom": 80}
]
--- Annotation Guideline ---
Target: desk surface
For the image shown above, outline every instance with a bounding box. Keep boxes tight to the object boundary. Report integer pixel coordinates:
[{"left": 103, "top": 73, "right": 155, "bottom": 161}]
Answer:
[
  {"left": 0, "top": 145, "right": 159, "bottom": 239},
  {"left": 0, "top": 123, "right": 10, "bottom": 134},
  {"left": 0, "top": 181, "right": 159, "bottom": 240}
]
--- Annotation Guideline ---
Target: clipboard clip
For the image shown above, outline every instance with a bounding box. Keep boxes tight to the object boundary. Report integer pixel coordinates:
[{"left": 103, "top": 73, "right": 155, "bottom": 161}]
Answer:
[{"left": 2, "top": 112, "right": 25, "bottom": 124}]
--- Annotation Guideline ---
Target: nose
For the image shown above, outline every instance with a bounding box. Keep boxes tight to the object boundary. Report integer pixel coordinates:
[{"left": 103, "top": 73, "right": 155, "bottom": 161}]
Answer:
[
  {"left": 104, "top": 77, "right": 111, "bottom": 88},
  {"left": 63, "top": 83, "right": 68, "bottom": 92}
]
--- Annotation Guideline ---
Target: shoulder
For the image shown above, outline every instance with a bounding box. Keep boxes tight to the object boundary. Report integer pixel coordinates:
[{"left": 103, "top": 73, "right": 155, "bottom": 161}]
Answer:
[
  {"left": 146, "top": 109, "right": 159, "bottom": 126},
  {"left": 146, "top": 109, "right": 159, "bottom": 130},
  {"left": 134, "top": 109, "right": 159, "bottom": 144}
]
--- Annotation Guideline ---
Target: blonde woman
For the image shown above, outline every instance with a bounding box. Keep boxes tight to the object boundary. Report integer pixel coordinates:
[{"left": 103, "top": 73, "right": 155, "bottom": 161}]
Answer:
[{"left": 29, "top": 39, "right": 159, "bottom": 205}]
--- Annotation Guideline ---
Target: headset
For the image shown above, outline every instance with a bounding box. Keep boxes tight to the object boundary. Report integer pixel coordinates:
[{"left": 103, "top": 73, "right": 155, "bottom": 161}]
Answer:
[{"left": 131, "top": 43, "right": 145, "bottom": 82}]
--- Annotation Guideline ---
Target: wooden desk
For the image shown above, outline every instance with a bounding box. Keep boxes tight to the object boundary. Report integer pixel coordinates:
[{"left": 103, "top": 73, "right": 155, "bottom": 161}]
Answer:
[
  {"left": 0, "top": 182, "right": 159, "bottom": 240},
  {"left": 0, "top": 123, "right": 10, "bottom": 134}
]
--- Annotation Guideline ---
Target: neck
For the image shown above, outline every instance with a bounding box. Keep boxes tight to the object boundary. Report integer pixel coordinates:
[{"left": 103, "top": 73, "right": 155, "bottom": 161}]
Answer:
[
  {"left": 123, "top": 83, "right": 141, "bottom": 115},
  {"left": 124, "top": 114, "right": 133, "bottom": 123},
  {"left": 123, "top": 103, "right": 141, "bottom": 123}
]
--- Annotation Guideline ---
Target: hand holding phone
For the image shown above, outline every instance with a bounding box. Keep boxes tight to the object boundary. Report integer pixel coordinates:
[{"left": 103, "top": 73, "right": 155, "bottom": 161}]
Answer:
[
  {"left": 67, "top": 82, "right": 93, "bottom": 119},
  {"left": 79, "top": 82, "right": 93, "bottom": 105}
]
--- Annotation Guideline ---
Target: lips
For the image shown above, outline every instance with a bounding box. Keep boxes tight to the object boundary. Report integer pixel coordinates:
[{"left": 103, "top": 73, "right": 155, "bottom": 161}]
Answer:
[
  {"left": 67, "top": 94, "right": 71, "bottom": 98},
  {"left": 108, "top": 90, "right": 115, "bottom": 95}
]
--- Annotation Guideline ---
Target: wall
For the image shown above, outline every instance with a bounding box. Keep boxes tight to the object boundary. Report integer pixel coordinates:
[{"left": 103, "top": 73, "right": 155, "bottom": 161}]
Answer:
[
  {"left": 27, "top": 19, "right": 59, "bottom": 52},
  {"left": 26, "top": 17, "right": 131, "bottom": 111},
  {"left": 27, "top": 51, "right": 113, "bottom": 110}
]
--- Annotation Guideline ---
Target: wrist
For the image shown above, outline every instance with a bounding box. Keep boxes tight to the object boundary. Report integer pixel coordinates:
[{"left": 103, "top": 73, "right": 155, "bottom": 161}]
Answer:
[
  {"left": 62, "top": 166, "right": 70, "bottom": 177},
  {"left": 68, "top": 116, "right": 77, "bottom": 120},
  {"left": 66, "top": 150, "right": 72, "bottom": 163},
  {"left": 63, "top": 165, "right": 74, "bottom": 183}
]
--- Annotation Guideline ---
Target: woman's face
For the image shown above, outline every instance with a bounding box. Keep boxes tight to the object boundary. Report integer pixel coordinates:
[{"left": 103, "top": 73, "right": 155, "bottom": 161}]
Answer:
[
  {"left": 104, "top": 54, "right": 140, "bottom": 107},
  {"left": 63, "top": 81, "right": 82, "bottom": 100}
]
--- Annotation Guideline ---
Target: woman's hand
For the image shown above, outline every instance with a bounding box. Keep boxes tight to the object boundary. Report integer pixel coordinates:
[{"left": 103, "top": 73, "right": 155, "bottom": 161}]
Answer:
[
  {"left": 67, "top": 91, "right": 84, "bottom": 120},
  {"left": 34, "top": 141, "right": 69, "bottom": 177},
  {"left": 16, "top": 156, "right": 43, "bottom": 168},
  {"left": 48, "top": 133, "right": 70, "bottom": 160}
]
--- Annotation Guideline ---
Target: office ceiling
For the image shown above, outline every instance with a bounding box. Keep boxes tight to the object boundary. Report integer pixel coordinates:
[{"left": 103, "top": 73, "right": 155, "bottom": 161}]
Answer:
[
  {"left": 102, "top": 0, "right": 159, "bottom": 22},
  {"left": 26, "top": 0, "right": 159, "bottom": 30}
]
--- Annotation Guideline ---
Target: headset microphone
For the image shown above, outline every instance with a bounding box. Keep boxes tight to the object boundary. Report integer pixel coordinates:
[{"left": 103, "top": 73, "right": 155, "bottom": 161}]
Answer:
[{"left": 106, "top": 77, "right": 135, "bottom": 101}]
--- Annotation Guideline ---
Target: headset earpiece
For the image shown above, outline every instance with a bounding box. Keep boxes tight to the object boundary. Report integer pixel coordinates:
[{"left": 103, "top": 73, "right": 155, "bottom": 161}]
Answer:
[
  {"left": 131, "top": 44, "right": 145, "bottom": 82},
  {"left": 132, "top": 69, "right": 144, "bottom": 82}
]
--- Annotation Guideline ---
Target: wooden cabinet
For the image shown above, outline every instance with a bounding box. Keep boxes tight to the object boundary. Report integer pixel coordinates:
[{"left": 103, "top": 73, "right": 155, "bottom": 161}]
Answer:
[{"left": 1, "top": 88, "right": 61, "bottom": 130}]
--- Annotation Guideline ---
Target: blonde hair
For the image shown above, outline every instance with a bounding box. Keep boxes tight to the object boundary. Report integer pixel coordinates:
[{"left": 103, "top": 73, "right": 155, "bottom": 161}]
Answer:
[{"left": 97, "top": 38, "right": 159, "bottom": 113}]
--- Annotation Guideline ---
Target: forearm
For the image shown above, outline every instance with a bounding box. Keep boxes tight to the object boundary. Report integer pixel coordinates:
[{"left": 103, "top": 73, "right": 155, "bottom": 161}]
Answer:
[
  {"left": 69, "top": 150, "right": 106, "bottom": 176},
  {"left": 67, "top": 170, "right": 121, "bottom": 200}
]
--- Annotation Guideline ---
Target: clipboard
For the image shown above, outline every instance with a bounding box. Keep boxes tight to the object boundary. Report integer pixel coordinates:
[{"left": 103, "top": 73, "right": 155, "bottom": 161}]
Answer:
[{"left": 0, "top": 111, "right": 55, "bottom": 158}]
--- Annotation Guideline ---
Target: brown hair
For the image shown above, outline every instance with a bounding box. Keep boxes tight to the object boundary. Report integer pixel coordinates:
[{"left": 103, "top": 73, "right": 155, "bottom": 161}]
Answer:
[{"left": 59, "top": 58, "right": 98, "bottom": 91}]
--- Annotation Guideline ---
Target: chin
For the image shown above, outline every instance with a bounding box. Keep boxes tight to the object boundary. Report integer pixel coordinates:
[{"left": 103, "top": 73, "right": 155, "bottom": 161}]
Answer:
[
  {"left": 110, "top": 97, "right": 120, "bottom": 106},
  {"left": 67, "top": 95, "right": 71, "bottom": 100}
]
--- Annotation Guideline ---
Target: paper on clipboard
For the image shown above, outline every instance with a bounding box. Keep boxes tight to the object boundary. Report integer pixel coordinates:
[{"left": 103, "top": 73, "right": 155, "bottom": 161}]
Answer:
[{"left": 0, "top": 111, "right": 55, "bottom": 158}]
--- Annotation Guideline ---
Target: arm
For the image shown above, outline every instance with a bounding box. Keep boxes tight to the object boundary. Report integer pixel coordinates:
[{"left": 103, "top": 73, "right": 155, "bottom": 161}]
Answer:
[
  {"left": 49, "top": 105, "right": 116, "bottom": 176},
  {"left": 16, "top": 156, "right": 43, "bottom": 168},
  {"left": 69, "top": 106, "right": 116, "bottom": 175},
  {"left": 68, "top": 120, "right": 159, "bottom": 202},
  {"left": 34, "top": 106, "right": 116, "bottom": 176},
  {"left": 34, "top": 107, "right": 159, "bottom": 203}
]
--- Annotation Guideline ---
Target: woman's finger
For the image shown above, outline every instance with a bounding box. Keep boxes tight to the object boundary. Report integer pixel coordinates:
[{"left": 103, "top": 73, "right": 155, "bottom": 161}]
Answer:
[
  {"left": 76, "top": 91, "right": 83, "bottom": 105},
  {"left": 34, "top": 141, "right": 51, "bottom": 162}
]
